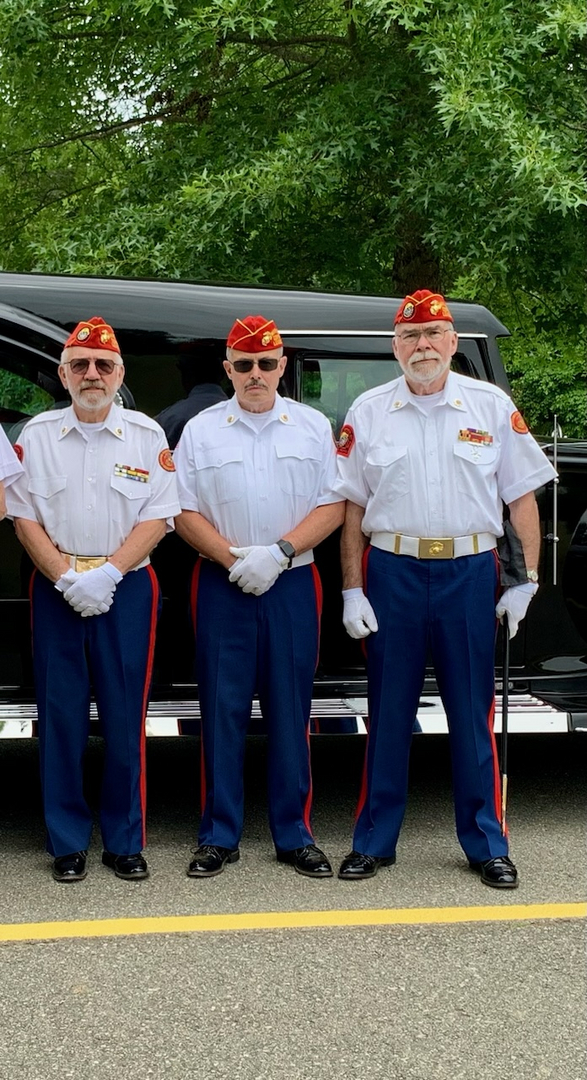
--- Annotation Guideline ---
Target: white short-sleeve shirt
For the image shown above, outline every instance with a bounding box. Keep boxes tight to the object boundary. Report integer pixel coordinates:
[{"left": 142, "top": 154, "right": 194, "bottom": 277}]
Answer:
[
  {"left": 6, "top": 403, "right": 181, "bottom": 555},
  {"left": 174, "top": 394, "right": 341, "bottom": 546},
  {"left": 0, "top": 426, "right": 24, "bottom": 487},
  {"left": 333, "top": 371, "right": 557, "bottom": 538}
]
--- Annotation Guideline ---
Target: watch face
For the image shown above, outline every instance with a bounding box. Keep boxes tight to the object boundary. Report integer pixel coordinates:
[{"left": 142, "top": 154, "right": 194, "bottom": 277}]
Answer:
[{"left": 278, "top": 540, "right": 295, "bottom": 562}]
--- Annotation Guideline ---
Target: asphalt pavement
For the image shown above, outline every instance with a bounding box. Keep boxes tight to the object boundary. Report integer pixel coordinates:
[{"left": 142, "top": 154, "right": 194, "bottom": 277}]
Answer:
[{"left": 0, "top": 733, "right": 585, "bottom": 1080}]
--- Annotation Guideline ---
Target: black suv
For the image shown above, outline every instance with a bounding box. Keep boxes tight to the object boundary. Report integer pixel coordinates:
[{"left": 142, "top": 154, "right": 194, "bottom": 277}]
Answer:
[{"left": 0, "top": 273, "right": 585, "bottom": 737}]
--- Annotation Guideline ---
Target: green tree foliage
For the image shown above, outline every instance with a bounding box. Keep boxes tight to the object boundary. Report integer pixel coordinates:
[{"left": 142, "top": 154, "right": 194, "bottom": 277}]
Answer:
[{"left": 0, "top": 1, "right": 585, "bottom": 428}]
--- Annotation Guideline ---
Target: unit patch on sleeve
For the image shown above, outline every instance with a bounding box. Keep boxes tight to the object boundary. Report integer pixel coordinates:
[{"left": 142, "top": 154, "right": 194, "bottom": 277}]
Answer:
[
  {"left": 337, "top": 424, "right": 355, "bottom": 457},
  {"left": 458, "top": 428, "right": 494, "bottom": 446},
  {"left": 13, "top": 443, "right": 23, "bottom": 462},
  {"left": 510, "top": 411, "right": 529, "bottom": 435},
  {"left": 158, "top": 448, "right": 176, "bottom": 472},
  {"left": 114, "top": 464, "right": 150, "bottom": 482}
]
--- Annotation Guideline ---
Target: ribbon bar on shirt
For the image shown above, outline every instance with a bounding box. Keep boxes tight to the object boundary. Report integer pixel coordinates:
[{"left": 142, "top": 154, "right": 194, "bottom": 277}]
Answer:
[{"left": 371, "top": 532, "right": 497, "bottom": 560}]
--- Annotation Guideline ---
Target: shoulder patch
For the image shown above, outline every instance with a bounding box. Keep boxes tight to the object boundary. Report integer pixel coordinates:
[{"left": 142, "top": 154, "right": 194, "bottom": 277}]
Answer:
[
  {"left": 511, "top": 410, "right": 529, "bottom": 435},
  {"left": 337, "top": 424, "right": 355, "bottom": 457},
  {"left": 121, "top": 409, "right": 161, "bottom": 432},
  {"left": 13, "top": 443, "right": 23, "bottom": 463},
  {"left": 158, "top": 448, "right": 175, "bottom": 472}
]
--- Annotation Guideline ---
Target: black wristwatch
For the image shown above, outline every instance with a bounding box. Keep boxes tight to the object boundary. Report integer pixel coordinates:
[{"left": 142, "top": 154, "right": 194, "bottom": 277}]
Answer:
[{"left": 276, "top": 539, "right": 296, "bottom": 568}]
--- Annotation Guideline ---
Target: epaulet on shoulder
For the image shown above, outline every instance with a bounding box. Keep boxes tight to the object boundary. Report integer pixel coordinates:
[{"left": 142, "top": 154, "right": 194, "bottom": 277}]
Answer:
[
  {"left": 455, "top": 374, "right": 510, "bottom": 403},
  {"left": 25, "top": 408, "right": 67, "bottom": 428},
  {"left": 282, "top": 397, "right": 328, "bottom": 421},
  {"left": 351, "top": 380, "right": 398, "bottom": 410},
  {"left": 121, "top": 409, "right": 162, "bottom": 432}
]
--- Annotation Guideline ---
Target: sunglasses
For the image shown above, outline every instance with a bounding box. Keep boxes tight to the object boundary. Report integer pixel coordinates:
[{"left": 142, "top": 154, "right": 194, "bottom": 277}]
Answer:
[
  {"left": 230, "top": 357, "right": 280, "bottom": 374},
  {"left": 62, "top": 358, "right": 122, "bottom": 376}
]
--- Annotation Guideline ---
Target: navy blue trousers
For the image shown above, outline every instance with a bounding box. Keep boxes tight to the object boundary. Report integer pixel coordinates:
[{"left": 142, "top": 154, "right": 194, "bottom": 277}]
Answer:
[
  {"left": 31, "top": 567, "right": 160, "bottom": 857},
  {"left": 192, "top": 559, "right": 322, "bottom": 851},
  {"left": 354, "top": 546, "right": 507, "bottom": 864}
]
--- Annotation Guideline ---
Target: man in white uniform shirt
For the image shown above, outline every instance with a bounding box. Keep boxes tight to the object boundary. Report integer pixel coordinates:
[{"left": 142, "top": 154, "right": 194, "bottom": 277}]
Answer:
[
  {"left": 6, "top": 317, "right": 180, "bottom": 883},
  {"left": 175, "top": 315, "right": 344, "bottom": 878},
  {"left": 334, "top": 290, "right": 556, "bottom": 888}
]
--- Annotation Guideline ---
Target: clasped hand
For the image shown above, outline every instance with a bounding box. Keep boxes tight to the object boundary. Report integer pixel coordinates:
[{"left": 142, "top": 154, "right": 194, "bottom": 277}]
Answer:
[
  {"left": 228, "top": 544, "right": 287, "bottom": 596},
  {"left": 56, "top": 562, "right": 123, "bottom": 617}
]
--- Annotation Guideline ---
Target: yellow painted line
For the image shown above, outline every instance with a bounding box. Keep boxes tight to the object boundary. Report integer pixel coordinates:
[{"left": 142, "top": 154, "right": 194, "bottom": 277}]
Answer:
[{"left": 0, "top": 903, "right": 585, "bottom": 943}]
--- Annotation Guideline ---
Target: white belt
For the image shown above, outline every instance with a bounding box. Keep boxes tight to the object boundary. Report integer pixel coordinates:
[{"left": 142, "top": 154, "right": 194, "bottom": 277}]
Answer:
[
  {"left": 370, "top": 532, "right": 497, "bottom": 560},
  {"left": 290, "top": 549, "right": 314, "bottom": 569}
]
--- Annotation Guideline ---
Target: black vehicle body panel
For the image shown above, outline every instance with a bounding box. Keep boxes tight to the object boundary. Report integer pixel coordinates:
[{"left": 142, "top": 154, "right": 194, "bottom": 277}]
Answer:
[{"left": 0, "top": 272, "right": 584, "bottom": 731}]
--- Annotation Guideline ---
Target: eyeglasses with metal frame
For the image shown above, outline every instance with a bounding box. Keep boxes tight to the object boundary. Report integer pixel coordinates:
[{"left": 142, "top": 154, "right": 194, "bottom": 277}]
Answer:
[{"left": 395, "top": 328, "right": 453, "bottom": 344}]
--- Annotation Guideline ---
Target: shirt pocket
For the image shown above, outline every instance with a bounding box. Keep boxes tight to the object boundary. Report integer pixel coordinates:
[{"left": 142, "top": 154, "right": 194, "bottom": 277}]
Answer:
[
  {"left": 28, "top": 476, "right": 68, "bottom": 499},
  {"left": 193, "top": 447, "right": 244, "bottom": 505},
  {"left": 275, "top": 444, "right": 321, "bottom": 497},
  {"left": 453, "top": 442, "right": 498, "bottom": 496},
  {"left": 27, "top": 475, "right": 68, "bottom": 529},
  {"left": 109, "top": 474, "right": 152, "bottom": 521},
  {"left": 364, "top": 445, "right": 410, "bottom": 502}
]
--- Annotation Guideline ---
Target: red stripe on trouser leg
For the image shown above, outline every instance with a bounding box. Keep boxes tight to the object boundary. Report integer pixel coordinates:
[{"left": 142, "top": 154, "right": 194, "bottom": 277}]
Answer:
[
  {"left": 138, "top": 564, "right": 160, "bottom": 847},
  {"left": 487, "top": 696, "right": 507, "bottom": 837}
]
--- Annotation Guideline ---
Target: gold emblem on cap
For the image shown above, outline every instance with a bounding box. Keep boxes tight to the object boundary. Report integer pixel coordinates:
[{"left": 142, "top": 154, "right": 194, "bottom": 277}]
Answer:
[
  {"left": 429, "top": 300, "right": 442, "bottom": 315},
  {"left": 77, "top": 326, "right": 90, "bottom": 341},
  {"left": 261, "top": 331, "right": 272, "bottom": 346},
  {"left": 100, "top": 329, "right": 112, "bottom": 344}
]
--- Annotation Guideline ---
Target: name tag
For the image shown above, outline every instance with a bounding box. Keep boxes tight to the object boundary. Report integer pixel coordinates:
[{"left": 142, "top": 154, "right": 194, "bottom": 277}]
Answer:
[
  {"left": 458, "top": 428, "right": 493, "bottom": 446},
  {"left": 114, "top": 464, "right": 150, "bottom": 483}
]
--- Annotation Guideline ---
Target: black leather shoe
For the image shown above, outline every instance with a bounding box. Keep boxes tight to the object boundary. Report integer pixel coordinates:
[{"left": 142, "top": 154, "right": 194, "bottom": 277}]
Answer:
[
  {"left": 187, "top": 845, "right": 240, "bottom": 877},
  {"left": 276, "top": 844, "right": 333, "bottom": 878},
  {"left": 469, "top": 855, "right": 519, "bottom": 889},
  {"left": 52, "top": 851, "right": 87, "bottom": 882},
  {"left": 102, "top": 851, "right": 149, "bottom": 880},
  {"left": 338, "top": 850, "right": 396, "bottom": 880}
]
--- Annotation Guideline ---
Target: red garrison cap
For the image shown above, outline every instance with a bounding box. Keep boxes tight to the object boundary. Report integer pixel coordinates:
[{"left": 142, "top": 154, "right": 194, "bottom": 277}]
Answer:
[
  {"left": 63, "top": 317, "right": 121, "bottom": 353},
  {"left": 394, "top": 290, "right": 453, "bottom": 325},
  {"left": 226, "top": 315, "right": 283, "bottom": 353}
]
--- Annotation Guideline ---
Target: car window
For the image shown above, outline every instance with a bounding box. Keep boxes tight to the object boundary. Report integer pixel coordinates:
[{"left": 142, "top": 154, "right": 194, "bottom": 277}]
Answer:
[
  {"left": 0, "top": 368, "right": 54, "bottom": 432},
  {"left": 300, "top": 356, "right": 400, "bottom": 435}
]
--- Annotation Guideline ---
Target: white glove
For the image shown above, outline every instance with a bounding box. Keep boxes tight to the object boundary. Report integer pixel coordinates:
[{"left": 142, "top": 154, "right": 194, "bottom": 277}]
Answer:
[
  {"left": 228, "top": 544, "right": 287, "bottom": 596},
  {"left": 63, "top": 562, "right": 123, "bottom": 616},
  {"left": 496, "top": 582, "right": 538, "bottom": 639},
  {"left": 342, "top": 588, "right": 379, "bottom": 639},
  {"left": 54, "top": 568, "right": 82, "bottom": 594}
]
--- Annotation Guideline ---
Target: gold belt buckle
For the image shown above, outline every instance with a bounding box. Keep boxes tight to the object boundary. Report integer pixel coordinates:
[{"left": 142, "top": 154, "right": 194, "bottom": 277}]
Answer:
[
  {"left": 418, "top": 537, "right": 454, "bottom": 559},
  {"left": 74, "top": 556, "right": 108, "bottom": 573}
]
